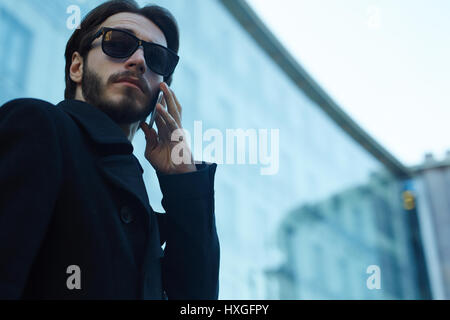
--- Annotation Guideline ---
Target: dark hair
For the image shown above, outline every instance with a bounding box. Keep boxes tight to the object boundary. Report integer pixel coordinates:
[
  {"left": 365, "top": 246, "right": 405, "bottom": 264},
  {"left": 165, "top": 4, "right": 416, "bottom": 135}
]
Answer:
[{"left": 64, "top": 0, "right": 179, "bottom": 99}]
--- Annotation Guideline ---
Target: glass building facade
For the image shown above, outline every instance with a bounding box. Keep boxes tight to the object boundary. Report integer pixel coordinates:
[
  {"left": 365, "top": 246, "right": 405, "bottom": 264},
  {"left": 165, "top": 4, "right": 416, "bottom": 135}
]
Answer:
[{"left": 0, "top": 0, "right": 430, "bottom": 299}]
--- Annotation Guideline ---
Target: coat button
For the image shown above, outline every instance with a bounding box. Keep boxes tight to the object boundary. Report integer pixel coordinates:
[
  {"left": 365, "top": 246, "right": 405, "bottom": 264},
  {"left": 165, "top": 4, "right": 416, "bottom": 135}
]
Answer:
[{"left": 120, "top": 206, "right": 134, "bottom": 224}]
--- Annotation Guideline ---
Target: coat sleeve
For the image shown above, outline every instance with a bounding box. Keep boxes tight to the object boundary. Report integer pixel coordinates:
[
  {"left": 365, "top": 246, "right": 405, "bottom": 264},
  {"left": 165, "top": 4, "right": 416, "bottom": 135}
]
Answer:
[
  {"left": 0, "top": 99, "right": 63, "bottom": 299},
  {"left": 155, "top": 162, "right": 220, "bottom": 299}
]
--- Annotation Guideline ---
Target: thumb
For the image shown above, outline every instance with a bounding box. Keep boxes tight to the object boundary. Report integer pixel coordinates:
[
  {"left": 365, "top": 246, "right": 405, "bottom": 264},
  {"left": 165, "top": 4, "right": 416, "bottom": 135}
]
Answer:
[{"left": 141, "top": 122, "right": 158, "bottom": 151}]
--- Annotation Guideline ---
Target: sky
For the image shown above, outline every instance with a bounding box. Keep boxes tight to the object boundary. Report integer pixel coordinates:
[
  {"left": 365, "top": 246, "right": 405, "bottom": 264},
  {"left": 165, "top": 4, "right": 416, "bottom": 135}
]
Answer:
[{"left": 247, "top": 0, "right": 450, "bottom": 166}]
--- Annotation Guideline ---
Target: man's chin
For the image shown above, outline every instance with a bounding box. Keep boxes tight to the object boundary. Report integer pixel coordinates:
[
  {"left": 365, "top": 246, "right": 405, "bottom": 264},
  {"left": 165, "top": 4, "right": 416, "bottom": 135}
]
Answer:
[
  {"left": 109, "top": 95, "right": 147, "bottom": 111},
  {"left": 95, "top": 97, "right": 151, "bottom": 125}
]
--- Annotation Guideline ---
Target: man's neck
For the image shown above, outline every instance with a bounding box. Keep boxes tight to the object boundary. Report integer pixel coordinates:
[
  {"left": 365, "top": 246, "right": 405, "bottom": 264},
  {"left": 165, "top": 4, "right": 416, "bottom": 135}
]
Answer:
[{"left": 119, "top": 122, "right": 140, "bottom": 142}]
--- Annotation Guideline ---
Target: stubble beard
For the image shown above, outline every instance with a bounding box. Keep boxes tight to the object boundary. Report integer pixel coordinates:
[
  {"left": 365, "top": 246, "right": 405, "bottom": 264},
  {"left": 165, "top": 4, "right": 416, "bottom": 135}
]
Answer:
[{"left": 81, "top": 63, "right": 159, "bottom": 125}]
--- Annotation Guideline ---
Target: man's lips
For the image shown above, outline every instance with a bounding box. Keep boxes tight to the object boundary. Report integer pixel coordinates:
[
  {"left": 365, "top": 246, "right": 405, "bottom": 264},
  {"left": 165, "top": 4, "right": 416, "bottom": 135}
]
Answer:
[{"left": 114, "top": 78, "right": 144, "bottom": 92}]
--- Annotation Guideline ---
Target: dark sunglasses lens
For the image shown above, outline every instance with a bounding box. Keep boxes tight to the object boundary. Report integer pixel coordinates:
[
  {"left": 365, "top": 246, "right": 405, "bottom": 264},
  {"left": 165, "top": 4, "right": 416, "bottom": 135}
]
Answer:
[
  {"left": 145, "top": 45, "right": 178, "bottom": 76},
  {"left": 103, "top": 30, "right": 136, "bottom": 58}
]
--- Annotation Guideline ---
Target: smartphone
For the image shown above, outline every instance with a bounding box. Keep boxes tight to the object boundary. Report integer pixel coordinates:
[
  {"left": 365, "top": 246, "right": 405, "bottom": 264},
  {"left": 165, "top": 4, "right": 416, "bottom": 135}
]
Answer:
[{"left": 148, "top": 90, "right": 165, "bottom": 129}]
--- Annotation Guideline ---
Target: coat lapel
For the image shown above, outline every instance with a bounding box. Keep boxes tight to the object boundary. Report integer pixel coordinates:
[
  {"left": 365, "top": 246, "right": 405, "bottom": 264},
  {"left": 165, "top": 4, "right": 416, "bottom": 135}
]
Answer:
[
  {"left": 96, "top": 154, "right": 151, "bottom": 214},
  {"left": 57, "top": 99, "right": 151, "bottom": 215}
]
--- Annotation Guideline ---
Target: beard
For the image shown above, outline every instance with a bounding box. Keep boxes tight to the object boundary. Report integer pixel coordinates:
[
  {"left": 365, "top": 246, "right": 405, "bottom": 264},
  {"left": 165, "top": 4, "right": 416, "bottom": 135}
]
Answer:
[{"left": 81, "top": 63, "right": 159, "bottom": 125}]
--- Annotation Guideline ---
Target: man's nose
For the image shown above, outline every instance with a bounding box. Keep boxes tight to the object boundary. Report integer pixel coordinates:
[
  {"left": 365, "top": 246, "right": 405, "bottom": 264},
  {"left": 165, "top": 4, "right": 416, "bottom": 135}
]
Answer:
[{"left": 125, "top": 47, "right": 147, "bottom": 75}]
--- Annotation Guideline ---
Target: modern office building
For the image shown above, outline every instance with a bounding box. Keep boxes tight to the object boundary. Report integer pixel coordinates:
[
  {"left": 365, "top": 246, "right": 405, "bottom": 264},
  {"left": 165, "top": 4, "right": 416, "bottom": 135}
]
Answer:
[{"left": 0, "top": 0, "right": 434, "bottom": 299}]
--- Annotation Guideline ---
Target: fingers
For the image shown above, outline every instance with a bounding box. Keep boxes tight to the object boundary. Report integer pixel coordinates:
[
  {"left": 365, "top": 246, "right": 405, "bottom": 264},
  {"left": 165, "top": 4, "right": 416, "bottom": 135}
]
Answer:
[
  {"left": 140, "top": 121, "right": 152, "bottom": 136},
  {"left": 170, "top": 87, "right": 182, "bottom": 122},
  {"left": 154, "top": 105, "right": 170, "bottom": 142},
  {"left": 143, "top": 83, "right": 183, "bottom": 145},
  {"left": 156, "top": 103, "right": 179, "bottom": 133},
  {"left": 160, "top": 82, "right": 182, "bottom": 127}
]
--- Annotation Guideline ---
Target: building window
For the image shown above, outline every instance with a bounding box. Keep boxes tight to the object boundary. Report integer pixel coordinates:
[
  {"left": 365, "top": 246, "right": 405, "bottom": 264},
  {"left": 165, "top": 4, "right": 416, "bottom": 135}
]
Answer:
[
  {"left": 373, "top": 196, "right": 395, "bottom": 240},
  {"left": 0, "top": 7, "right": 32, "bottom": 101}
]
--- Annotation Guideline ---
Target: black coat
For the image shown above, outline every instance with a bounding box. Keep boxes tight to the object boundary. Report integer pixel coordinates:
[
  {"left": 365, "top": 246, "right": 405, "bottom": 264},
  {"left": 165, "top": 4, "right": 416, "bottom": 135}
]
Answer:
[{"left": 0, "top": 98, "right": 220, "bottom": 300}]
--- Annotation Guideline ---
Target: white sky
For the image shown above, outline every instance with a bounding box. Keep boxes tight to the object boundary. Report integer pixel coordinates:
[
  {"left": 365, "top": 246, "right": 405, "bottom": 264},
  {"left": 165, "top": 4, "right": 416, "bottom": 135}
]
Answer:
[{"left": 247, "top": 0, "right": 450, "bottom": 166}]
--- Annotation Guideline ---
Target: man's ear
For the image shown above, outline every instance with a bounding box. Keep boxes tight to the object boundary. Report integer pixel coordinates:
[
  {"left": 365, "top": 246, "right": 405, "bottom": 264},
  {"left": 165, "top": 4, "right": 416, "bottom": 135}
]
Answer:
[{"left": 69, "top": 52, "right": 84, "bottom": 84}]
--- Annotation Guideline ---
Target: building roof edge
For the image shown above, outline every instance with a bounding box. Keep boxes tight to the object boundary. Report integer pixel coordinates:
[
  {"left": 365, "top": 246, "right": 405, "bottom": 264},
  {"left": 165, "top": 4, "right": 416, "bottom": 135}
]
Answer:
[{"left": 219, "top": 0, "right": 411, "bottom": 178}]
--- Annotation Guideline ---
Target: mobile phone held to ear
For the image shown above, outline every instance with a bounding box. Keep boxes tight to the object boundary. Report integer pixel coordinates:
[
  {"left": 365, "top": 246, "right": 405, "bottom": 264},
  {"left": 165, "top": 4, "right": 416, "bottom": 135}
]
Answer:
[{"left": 148, "top": 90, "right": 164, "bottom": 129}]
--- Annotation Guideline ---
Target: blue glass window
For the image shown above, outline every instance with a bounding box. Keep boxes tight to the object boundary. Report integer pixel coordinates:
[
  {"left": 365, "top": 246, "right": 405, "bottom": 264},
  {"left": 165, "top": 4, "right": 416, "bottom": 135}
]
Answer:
[{"left": 0, "top": 7, "right": 32, "bottom": 101}]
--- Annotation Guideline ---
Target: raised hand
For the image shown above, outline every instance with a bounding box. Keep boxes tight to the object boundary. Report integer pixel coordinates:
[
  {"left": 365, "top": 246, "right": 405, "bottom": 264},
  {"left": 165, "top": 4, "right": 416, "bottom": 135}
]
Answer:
[{"left": 140, "top": 82, "right": 197, "bottom": 175}]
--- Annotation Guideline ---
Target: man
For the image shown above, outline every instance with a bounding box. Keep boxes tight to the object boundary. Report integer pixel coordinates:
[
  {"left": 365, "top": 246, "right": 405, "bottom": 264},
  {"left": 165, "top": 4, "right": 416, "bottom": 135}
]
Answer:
[{"left": 0, "top": 0, "right": 219, "bottom": 300}]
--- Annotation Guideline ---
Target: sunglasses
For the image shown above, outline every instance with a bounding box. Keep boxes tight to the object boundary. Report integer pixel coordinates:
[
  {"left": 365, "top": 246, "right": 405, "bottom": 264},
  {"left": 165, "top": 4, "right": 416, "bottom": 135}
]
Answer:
[{"left": 91, "top": 27, "right": 179, "bottom": 77}]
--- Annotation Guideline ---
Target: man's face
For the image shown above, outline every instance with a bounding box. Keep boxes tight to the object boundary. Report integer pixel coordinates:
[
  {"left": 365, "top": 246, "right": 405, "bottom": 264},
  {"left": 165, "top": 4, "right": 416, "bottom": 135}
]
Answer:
[{"left": 81, "top": 12, "right": 166, "bottom": 125}]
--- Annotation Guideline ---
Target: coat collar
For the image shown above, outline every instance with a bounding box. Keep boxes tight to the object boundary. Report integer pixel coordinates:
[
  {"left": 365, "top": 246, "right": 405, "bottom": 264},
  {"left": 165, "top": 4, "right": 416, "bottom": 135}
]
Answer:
[
  {"left": 57, "top": 99, "right": 149, "bottom": 213},
  {"left": 57, "top": 99, "right": 134, "bottom": 155}
]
